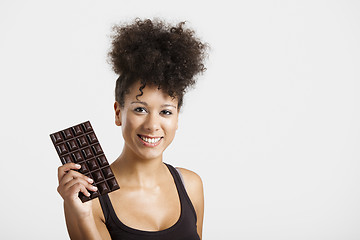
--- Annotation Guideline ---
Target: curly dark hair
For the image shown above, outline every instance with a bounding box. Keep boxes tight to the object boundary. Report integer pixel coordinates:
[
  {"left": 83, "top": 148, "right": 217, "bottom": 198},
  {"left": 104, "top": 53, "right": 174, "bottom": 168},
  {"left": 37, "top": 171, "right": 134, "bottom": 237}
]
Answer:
[{"left": 108, "top": 18, "right": 208, "bottom": 110}]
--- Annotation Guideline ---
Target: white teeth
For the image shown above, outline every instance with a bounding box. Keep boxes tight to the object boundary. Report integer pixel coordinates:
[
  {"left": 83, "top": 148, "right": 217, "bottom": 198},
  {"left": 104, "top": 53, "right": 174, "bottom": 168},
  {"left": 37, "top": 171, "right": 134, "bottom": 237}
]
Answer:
[{"left": 140, "top": 136, "right": 161, "bottom": 143}]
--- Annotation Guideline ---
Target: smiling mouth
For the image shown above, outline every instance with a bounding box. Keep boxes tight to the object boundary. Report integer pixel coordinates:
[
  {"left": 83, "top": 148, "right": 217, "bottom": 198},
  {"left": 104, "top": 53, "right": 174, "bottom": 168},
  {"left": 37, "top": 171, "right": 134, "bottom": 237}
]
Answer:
[{"left": 137, "top": 134, "right": 163, "bottom": 144}]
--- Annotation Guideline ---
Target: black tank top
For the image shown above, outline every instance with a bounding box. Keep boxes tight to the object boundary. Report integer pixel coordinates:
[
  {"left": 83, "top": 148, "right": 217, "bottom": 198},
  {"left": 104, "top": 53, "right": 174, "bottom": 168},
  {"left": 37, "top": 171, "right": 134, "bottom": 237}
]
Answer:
[{"left": 98, "top": 163, "right": 200, "bottom": 240}]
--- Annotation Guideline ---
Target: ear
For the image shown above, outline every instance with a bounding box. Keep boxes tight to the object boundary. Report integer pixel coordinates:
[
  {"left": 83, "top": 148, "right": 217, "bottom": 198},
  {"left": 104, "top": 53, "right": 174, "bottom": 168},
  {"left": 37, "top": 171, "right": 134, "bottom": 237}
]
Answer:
[{"left": 114, "top": 101, "right": 122, "bottom": 126}]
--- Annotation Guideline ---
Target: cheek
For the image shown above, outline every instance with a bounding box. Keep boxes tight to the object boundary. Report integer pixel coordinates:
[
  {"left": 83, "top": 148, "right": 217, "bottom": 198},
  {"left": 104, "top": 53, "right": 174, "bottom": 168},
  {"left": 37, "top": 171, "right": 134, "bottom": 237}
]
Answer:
[
  {"left": 164, "top": 119, "right": 178, "bottom": 137},
  {"left": 121, "top": 114, "right": 140, "bottom": 138}
]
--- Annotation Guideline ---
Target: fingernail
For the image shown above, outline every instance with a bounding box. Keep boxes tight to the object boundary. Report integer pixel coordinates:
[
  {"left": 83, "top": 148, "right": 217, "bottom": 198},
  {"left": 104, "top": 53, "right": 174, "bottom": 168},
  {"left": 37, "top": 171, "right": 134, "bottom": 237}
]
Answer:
[
  {"left": 75, "top": 164, "right": 81, "bottom": 168},
  {"left": 87, "top": 178, "right": 94, "bottom": 183},
  {"left": 91, "top": 186, "right": 98, "bottom": 191},
  {"left": 86, "top": 192, "right": 91, "bottom": 197}
]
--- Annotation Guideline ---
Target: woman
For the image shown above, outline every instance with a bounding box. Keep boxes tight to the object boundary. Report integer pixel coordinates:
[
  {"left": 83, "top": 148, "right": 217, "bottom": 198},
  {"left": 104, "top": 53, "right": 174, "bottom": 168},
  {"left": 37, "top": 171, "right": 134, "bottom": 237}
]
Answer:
[{"left": 57, "top": 18, "right": 208, "bottom": 240}]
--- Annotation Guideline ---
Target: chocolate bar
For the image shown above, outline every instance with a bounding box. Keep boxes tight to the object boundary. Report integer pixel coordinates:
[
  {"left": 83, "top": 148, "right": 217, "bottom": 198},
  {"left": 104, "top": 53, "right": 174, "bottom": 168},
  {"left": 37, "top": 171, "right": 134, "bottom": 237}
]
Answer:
[{"left": 50, "top": 121, "right": 120, "bottom": 202}]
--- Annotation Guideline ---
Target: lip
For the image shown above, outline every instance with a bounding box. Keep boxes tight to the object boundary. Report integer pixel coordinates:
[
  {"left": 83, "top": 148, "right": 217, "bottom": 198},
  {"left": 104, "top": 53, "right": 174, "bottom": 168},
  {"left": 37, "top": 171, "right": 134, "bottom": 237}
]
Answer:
[
  {"left": 138, "top": 134, "right": 163, "bottom": 138},
  {"left": 137, "top": 134, "right": 163, "bottom": 147}
]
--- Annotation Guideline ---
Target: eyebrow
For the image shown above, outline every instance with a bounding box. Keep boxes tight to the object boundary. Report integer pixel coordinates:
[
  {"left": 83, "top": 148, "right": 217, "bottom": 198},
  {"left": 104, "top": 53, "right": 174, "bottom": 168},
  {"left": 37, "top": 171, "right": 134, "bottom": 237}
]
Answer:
[{"left": 130, "top": 101, "right": 177, "bottom": 109}]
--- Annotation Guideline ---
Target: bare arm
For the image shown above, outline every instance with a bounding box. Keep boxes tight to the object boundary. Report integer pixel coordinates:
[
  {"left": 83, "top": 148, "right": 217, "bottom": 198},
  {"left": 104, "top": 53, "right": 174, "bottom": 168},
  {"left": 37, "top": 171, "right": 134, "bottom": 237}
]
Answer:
[
  {"left": 64, "top": 202, "right": 106, "bottom": 240},
  {"left": 58, "top": 163, "right": 111, "bottom": 240}
]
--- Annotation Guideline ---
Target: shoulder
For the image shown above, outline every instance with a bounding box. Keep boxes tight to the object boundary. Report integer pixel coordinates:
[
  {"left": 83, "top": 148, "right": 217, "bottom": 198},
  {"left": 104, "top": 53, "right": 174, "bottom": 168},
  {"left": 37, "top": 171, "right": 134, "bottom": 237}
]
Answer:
[
  {"left": 175, "top": 167, "right": 204, "bottom": 209},
  {"left": 175, "top": 167, "right": 203, "bottom": 191}
]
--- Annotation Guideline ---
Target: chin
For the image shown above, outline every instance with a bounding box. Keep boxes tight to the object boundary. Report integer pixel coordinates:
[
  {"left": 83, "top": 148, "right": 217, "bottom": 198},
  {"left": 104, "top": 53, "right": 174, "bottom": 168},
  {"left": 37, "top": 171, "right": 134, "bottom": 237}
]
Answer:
[{"left": 135, "top": 148, "right": 164, "bottom": 161}]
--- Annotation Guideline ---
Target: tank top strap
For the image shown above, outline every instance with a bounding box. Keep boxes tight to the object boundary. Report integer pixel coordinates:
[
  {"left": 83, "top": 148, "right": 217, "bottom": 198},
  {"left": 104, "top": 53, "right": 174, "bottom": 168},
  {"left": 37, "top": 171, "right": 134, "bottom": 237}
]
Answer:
[
  {"left": 98, "top": 193, "right": 111, "bottom": 223},
  {"left": 176, "top": 167, "right": 185, "bottom": 187},
  {"left": 164, "top": 163, "right": 198, "bottom": 222}
]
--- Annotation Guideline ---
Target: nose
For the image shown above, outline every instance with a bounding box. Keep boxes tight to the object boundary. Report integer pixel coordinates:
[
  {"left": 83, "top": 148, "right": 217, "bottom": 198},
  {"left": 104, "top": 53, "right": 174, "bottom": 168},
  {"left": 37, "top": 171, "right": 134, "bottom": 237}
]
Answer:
[{"left": 143, "top": 112, "right": 160, "bottom": 132}]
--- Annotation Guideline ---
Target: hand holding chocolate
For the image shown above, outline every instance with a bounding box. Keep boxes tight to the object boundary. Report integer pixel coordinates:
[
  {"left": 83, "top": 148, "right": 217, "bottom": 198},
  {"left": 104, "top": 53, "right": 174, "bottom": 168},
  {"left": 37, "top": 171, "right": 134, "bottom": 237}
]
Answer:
[{"left": 50, "top": 121, "right": 120, "bottom": 202}]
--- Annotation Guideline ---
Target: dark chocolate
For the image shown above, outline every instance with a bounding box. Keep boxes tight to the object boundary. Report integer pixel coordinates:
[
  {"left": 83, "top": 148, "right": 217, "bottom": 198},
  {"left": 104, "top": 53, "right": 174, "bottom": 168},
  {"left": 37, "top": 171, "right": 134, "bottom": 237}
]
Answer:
[{"left": 50, "top": 121, "right": 120, "bottom": 202}]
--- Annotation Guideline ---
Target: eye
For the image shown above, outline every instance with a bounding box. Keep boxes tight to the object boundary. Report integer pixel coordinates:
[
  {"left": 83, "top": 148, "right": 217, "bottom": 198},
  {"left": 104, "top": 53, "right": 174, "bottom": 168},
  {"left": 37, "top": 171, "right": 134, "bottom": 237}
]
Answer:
[
  {"left": 134, "top": 107, "right": 147, "bottom": 113},
  {"left": 161, "top": 110, "right": 172, "bottom": 115}
]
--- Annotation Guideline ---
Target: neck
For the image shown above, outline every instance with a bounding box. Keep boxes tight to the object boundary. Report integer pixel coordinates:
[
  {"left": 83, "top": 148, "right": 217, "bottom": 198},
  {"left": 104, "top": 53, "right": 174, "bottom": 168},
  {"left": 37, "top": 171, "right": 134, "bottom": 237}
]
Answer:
[{"left": 111, "top": 143, "right": 166, "bottom": 187}]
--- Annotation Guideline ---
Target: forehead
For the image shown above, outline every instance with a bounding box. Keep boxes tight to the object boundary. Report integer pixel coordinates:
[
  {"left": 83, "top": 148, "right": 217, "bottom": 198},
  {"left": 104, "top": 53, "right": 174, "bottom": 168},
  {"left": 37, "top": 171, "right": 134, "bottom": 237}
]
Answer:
[{"left": 125, "top": 81, "right": 178, "bottom": 105}]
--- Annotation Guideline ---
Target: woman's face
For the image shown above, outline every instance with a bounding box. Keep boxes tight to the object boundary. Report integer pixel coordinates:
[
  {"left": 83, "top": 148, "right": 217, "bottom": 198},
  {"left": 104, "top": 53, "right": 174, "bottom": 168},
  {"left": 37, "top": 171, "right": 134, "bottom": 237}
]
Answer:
[{"left": 114, "top": 81, "right": 179, "bottom": 161}]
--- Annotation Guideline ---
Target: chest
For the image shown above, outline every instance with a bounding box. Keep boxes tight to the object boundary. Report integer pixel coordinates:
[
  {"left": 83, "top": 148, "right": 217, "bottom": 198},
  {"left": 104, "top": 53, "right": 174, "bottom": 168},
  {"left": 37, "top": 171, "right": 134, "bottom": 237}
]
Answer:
[{"left": 108, "top": 181, "right": 181, "bottom": 231}]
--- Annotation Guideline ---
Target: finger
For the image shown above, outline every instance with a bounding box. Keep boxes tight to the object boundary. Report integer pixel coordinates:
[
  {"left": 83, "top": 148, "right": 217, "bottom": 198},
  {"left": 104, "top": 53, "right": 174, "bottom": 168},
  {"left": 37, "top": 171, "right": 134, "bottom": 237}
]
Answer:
[
  {"left": 64, "top": 178, "right": 97, "bottom": 192},
  {"left": 59, "top": 170, "right": 94, "bottom": 186},
  {"left": 69, "top": 180, "right": 98, "bottom": 198},
  {"left": 68, "top": 182, "right": 91, "bottom": 199},
  {"left": 58, "top": 163, "right": 81, "bottom": 182},
  {"left": 61, "top": 178, "right": 98, "bottom": 199}
]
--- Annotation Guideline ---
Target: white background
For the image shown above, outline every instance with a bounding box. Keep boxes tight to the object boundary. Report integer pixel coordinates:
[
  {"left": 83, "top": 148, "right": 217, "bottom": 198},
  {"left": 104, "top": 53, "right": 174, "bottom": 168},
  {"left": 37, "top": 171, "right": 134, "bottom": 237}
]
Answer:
[{"left": 1, "top": 0, "right": 359, "bottom": 239}]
